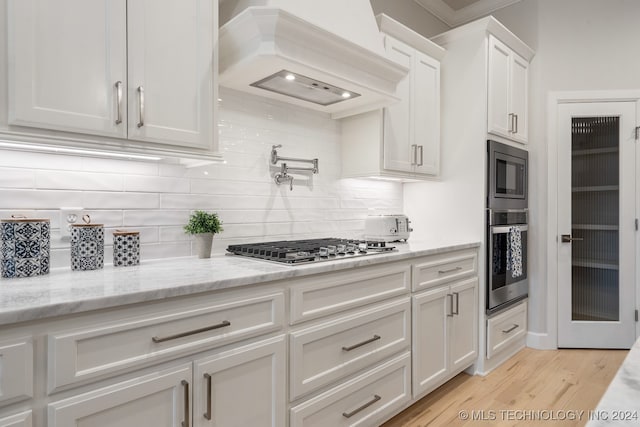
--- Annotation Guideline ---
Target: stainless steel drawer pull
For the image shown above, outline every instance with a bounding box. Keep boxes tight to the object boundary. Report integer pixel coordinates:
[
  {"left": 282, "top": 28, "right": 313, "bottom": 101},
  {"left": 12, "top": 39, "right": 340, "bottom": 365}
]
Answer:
[
  {"left": 182, "top": 380, "right": 190, "bottom": 427},
  {"left": 502, "top": 324, "right": 519, "bottom": 334},
  {"left": 438, "top": 266, "right": 462, "bottom": 274},
  {"left": 342, "top": 395, "right": 382, "bottom": 418},
  {"left": 114, "top": 81, "right": 123, "bottom": 125},
  {"left": 137, "top": 86, "right": 145, "bottom": 128},
  {"left": 151, "top": 320, "right": 231, "bottom": 343},
  {"left": 342, "top": 335, "right": 381, "bottom": 352},
  {"left": 203, "top": 373, "right": 212, "bottom": 420},
  {"left": 453, "top": 292, "right": 460, "bottom": 315}
]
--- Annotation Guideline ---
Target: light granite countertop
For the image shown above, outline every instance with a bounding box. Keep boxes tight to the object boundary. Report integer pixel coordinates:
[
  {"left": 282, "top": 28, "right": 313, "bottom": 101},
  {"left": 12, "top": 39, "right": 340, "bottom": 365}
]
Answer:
[
  {"left": 586, "top": 337, "right": 640, "bottom": 427},
  {"left": 0, "top": 240, "right": 480, "bottom": 327}
]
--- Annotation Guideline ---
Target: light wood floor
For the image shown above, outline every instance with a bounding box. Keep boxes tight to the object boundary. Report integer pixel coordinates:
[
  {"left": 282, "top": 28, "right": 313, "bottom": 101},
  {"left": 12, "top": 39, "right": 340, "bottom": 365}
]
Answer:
[{"left": 383, "top": 348, "right": 628, "bottom": 427}]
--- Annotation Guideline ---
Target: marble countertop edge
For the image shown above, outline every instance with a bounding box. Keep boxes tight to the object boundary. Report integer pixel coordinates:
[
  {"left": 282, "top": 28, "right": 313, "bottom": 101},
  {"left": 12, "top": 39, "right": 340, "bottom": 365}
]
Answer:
[{"left": 0, "top": 240, "right": 480, "bottom": 327}]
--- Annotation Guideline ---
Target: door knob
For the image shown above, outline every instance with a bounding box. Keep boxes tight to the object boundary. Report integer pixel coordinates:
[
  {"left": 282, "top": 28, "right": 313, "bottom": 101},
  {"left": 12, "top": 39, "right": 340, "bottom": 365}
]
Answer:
[{"left": 561, "top": 234, "right": 584, "bottom": 243}]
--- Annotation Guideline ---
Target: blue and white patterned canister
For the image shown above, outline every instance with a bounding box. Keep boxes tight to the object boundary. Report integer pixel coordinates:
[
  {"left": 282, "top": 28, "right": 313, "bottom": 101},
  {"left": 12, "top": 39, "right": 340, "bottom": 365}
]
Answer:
[
  {"left": 70, "top": 222, "right": 104, "bottom": 271},
  {"left": 113, "top": 230, "right": 140, "bottom": 267},
  {"left": 1, "top": 218, "right": 50, "bottom": 278}
]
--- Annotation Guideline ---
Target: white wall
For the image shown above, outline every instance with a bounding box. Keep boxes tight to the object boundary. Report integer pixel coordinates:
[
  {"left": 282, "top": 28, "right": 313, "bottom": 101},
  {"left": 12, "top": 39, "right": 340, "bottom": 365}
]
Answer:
[
  {"left": 370, "top": 0, "right": 450, "bottom": 38},
  {"left": 0, "top": 88, "right": 403, "bottom": 268}
]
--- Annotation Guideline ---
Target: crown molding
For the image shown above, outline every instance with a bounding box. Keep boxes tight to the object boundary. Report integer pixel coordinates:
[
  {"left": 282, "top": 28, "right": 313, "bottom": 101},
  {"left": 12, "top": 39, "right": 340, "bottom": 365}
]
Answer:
[{"left": 414, "top": 0, "right": 522, "bottom": 27}]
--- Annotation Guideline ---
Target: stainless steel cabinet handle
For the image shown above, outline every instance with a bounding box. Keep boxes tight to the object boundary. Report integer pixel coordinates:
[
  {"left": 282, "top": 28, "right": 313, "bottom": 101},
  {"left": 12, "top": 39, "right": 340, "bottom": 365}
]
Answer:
[
  {"left": 342, "top": 335, "right": 381, "bottom": 352},
  {"left": 561, "top": 234, "right": 584, "bottom": 243},
  {"left": 137, "top": 86, "right": 145, "bottom": 128},
  {"left": 411, "top": 144, "right": 418, "bottom": 165},
  {"left": 182, "top": 380, "right": 190, "bottom": 427},
  {"left": 453, "top": 292, "right": 459, "bottom": 315},
  {"left": 151, "top": 320, "right": 231, "bottom": 343},
  {"left": 342, "top": 395, "right": 381, "bottom": 418},
  {"left": 514, "top": 114, "right": 519, "bottom": 134},
  {"left": 447, "top": 294, "right": 454, "bottom": 317},
  {"left": 418, "top": 145, "right": 424, "bottom": 166},
  {"left": 114, "top": 81, "right": 123, "bottom": 125},
  {"left": 438, "top": 266, "right": 462, "bottom": 274},
  {"left": 203, "top": 374, "right": 212, "bottom": 420},
  {"left": 508, "top": 113, "right": 514, "bottom": 133},
  {"left": 502, "top": 324, "right": 519, "bottom": 334}
]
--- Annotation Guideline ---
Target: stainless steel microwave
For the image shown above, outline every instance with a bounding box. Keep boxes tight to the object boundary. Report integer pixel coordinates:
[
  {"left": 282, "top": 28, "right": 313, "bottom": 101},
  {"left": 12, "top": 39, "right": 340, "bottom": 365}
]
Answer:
[{"left": 487, "top": 140, "right": 528, "bottom": 210}]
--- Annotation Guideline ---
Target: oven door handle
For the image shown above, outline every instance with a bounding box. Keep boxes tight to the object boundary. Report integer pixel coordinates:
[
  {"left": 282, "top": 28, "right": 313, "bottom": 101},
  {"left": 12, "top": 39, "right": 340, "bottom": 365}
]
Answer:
[{"left": 491, "top": 225, "right": 528, "bottom": 234}]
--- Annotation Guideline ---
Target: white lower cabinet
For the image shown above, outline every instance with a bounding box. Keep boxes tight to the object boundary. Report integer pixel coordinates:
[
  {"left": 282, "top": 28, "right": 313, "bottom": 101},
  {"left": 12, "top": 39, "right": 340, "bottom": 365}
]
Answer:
[
  {"left": 48, "top": 363, "right": 192, "bottom": 427},
  {"left": 412, "top": 277, "right": 478, "bottom": 398},
  {"left": 0, "top": 411, "right": 32, "bottom": 427},
  {"left": 290, "top": 352, "right": 411, "bottom": 427},
  {"left": 0, "top": 337, "right": 33, "bottom": 406},
  {"left": 194, "top": 335, "right": 286, "bottom": 427}
]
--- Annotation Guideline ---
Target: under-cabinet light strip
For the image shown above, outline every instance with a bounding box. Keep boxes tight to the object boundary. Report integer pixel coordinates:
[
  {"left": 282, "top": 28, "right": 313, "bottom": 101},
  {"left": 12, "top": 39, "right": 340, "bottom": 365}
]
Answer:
[{"left": 0, "top": 140, "right": 162, "bottom": 161}]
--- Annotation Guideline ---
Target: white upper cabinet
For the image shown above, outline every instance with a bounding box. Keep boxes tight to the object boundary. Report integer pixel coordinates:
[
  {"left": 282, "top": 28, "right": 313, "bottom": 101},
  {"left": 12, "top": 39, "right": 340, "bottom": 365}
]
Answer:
[
  {"left": 7, "top": 0, "right": 216, "bottom": 157},
  {"left": 126, "top": 0, "right": 213, "bottom": 149},
  {"left": 487, "top": 34, "right": 529, "bottom": 144},
  {"left": 341, "top": 14, "right": 444, "bottom": 181},
  {"left": 8, "top": 0, "right": 127, "bottom": 138}
]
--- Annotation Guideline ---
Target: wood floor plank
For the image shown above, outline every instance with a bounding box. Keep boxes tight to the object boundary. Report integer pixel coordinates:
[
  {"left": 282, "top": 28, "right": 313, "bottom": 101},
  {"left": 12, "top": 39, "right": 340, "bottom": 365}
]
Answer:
[{"left": 382, "top": 348, "right": 628, "bottom": 427}]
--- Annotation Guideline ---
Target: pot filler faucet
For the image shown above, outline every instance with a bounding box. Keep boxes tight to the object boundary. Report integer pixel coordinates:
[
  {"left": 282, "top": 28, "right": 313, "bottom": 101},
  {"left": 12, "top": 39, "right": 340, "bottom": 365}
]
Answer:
[{"left": 271, "top": 145, "right": 319, "bottom": 191}]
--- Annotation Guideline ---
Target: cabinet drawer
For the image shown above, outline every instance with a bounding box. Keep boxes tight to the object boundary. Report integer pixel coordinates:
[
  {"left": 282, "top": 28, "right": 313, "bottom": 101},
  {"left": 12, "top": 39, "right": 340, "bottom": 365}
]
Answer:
[
  {"left": 412, "top": 249, "right": 477, "bottom": 292},
  {"left": 0, "top": 338, "right": 33, "bottom": 405},
  {"left": 48, "top": 292, "right": 284, "bottom": 391},
  {"left": 290, "top": 262, "right": 410, "bottom": 324},
  {"left": 0, "top": 411, "right": 32, "bottom": 427},
  {"left": 487, "top": 301, "right": 527, "bottom": 359},
  {"left": 290, "top": 352, "right": 411, "bottom": 427},
  {"left": 290, "top": 298, "right": 410, "bottom": 400}
]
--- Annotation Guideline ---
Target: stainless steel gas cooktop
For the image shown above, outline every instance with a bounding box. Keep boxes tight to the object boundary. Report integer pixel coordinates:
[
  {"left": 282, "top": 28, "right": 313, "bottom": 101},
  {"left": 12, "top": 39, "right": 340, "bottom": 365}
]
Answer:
[{"left": 226, "top": 238, "right": 396, "bottom": 265}]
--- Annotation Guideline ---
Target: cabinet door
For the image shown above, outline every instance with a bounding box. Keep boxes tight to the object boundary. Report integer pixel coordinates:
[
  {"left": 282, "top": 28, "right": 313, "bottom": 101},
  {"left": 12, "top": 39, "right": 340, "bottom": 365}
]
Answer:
[
  {"left": 487, "top": 35, "right": 511, "bottom": 139},
  {"left": 48, "top": 363, "right": 192, "bottom": 427},
  {"left": 449, "top": 278, "right": 478, "bottom": 372},
  {"left": 0, "top": 337, "right": 33, "bottom": 405},
  {"left": 510, "top": 53, "right": 529, "bottom": 143},
  {"left": 0, "top": 411, "right": 32, "bottom": 427},
  {"left": 383, "top": 37, "right": 414, "bottom": 173},
  {"left": 412, "top": 51, "right": 440, "bottom": 176},
  {"left": 8, "top": 0, "right": 127, "bottom": 137},
  {"left": 127, "top": 0, "right": 213, "bottom": 149},
  {"left": 194, "top": 336, "right": 286, "bottom": 427},
  {"left": 412, "top": 286, "right": 449, "bottom": 398}
]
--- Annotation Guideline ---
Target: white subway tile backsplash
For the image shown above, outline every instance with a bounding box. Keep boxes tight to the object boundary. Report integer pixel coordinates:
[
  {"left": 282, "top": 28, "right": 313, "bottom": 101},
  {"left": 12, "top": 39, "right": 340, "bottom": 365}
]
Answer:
[
  {"left": 0, "top": 167, "right": 35, "bottom": 188},
  {"left": 82, "top": 192, "right": 159, "bottom": 209},
  {"left": 125, "top": 175, "right": 190, "bottom": 193},
  {"left": 123, "top": 210, "right": 191, "bottom": 227},
  {"left": 35, "top": 170, "right": 124, "bottom": 191},
  {"left": 2, "top": 88, "right": 403, "bottom": 267},
  {"left": 0, "top": 189, "right": 83, "bottom": 209}
]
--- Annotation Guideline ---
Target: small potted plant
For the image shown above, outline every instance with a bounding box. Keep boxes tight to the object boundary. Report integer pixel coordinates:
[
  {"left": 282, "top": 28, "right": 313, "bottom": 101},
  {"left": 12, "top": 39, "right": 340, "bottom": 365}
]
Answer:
[{"left": 184, "top": 211, "right": 223, "bottom": 259}]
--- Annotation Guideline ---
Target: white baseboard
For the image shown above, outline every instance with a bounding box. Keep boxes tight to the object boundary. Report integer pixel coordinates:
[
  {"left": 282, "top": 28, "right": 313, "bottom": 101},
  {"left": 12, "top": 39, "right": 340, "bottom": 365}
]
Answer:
[{"left": 526, "top": 331, "right": 556, "bottom": 349}]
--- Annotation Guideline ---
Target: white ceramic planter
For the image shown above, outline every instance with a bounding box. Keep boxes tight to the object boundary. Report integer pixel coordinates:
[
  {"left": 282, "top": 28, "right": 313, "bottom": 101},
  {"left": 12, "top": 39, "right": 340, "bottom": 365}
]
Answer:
[{"left": 194, "top": 233, "right": 213, "bottom": 259}]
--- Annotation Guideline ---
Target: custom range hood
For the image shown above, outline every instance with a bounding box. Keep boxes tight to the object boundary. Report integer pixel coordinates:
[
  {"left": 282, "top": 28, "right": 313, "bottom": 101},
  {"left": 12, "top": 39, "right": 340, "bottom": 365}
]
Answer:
[{"left": 219, "top": 0, "right": 409, "bottom": 119}]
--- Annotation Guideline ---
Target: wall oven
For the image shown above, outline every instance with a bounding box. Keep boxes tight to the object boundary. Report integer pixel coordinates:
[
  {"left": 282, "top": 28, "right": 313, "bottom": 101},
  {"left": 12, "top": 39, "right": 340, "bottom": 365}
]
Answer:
[
  {"left": 487, "top": 209, "right": 528, "bottom": 314},
  {"left": 487, "top": 140, "right": 528, "bottom": 210}
]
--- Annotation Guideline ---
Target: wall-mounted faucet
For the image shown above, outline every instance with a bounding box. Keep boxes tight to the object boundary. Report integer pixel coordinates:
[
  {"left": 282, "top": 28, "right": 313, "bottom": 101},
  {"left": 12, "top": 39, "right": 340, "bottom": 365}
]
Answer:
[{"left": 270, "top": 145, "right": 319, "bottom": 191}]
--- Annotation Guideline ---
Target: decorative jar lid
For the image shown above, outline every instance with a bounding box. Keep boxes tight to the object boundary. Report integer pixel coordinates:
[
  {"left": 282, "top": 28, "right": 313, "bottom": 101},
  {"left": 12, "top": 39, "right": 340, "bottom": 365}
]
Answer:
[
  {"left": 1, "top": 218, "right": 50, "bottom": 223},
  {"left": 113, "top": 230, "right": 140, "bottom": 236},
  {"left": 70, "top": 214, "right": 103, "bottom": 227}
]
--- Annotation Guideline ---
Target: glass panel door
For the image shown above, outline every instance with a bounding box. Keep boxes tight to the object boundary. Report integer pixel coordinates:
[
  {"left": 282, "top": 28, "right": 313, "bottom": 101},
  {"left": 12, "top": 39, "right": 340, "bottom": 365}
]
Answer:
[
  {"left": 571, "top": 117, "right": 619, "bottom": 321},
  {"left": 557, "top": 101, "right": 636, "bottom": 349}
]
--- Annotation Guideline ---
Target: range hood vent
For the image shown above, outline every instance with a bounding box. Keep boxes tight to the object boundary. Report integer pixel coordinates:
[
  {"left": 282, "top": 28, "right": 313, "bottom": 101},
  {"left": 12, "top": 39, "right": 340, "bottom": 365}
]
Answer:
[
  {"left": 219, "top": 1, "right": 409, "bottom": 119},
  {"left": 251, "top": 70, "right": 361, "bottom": 106}
]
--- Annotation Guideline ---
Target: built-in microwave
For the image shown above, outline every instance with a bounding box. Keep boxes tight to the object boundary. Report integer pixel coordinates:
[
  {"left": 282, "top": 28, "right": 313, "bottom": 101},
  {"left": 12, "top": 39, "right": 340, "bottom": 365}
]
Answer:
[{"left": 487, "top": 140, "right": 528, "bottom": 210}]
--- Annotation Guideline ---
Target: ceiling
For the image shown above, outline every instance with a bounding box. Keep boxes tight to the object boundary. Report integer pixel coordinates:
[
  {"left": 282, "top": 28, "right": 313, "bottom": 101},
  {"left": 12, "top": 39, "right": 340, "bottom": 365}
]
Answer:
[{"left": 414, "top": 0, "right": 522, "bottom": 26}]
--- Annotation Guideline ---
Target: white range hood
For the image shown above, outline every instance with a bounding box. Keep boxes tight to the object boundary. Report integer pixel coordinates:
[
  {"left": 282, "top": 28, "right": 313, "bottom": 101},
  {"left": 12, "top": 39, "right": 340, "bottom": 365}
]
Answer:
[{"left": 218, "top": 0, "right": 409, "bottom": 119}]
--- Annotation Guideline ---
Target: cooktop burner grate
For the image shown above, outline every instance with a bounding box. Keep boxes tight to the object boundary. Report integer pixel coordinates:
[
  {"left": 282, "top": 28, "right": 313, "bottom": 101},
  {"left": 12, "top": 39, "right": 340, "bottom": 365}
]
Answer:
[{"left": 226, "top": 238, "right": 395, "bottom": 265}]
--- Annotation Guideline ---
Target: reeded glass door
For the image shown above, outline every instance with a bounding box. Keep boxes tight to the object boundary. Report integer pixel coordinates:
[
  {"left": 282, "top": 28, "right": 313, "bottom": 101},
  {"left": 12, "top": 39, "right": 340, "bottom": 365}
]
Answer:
[{"left": 557, "top": 102, "right": 636, "bottom": 348}]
